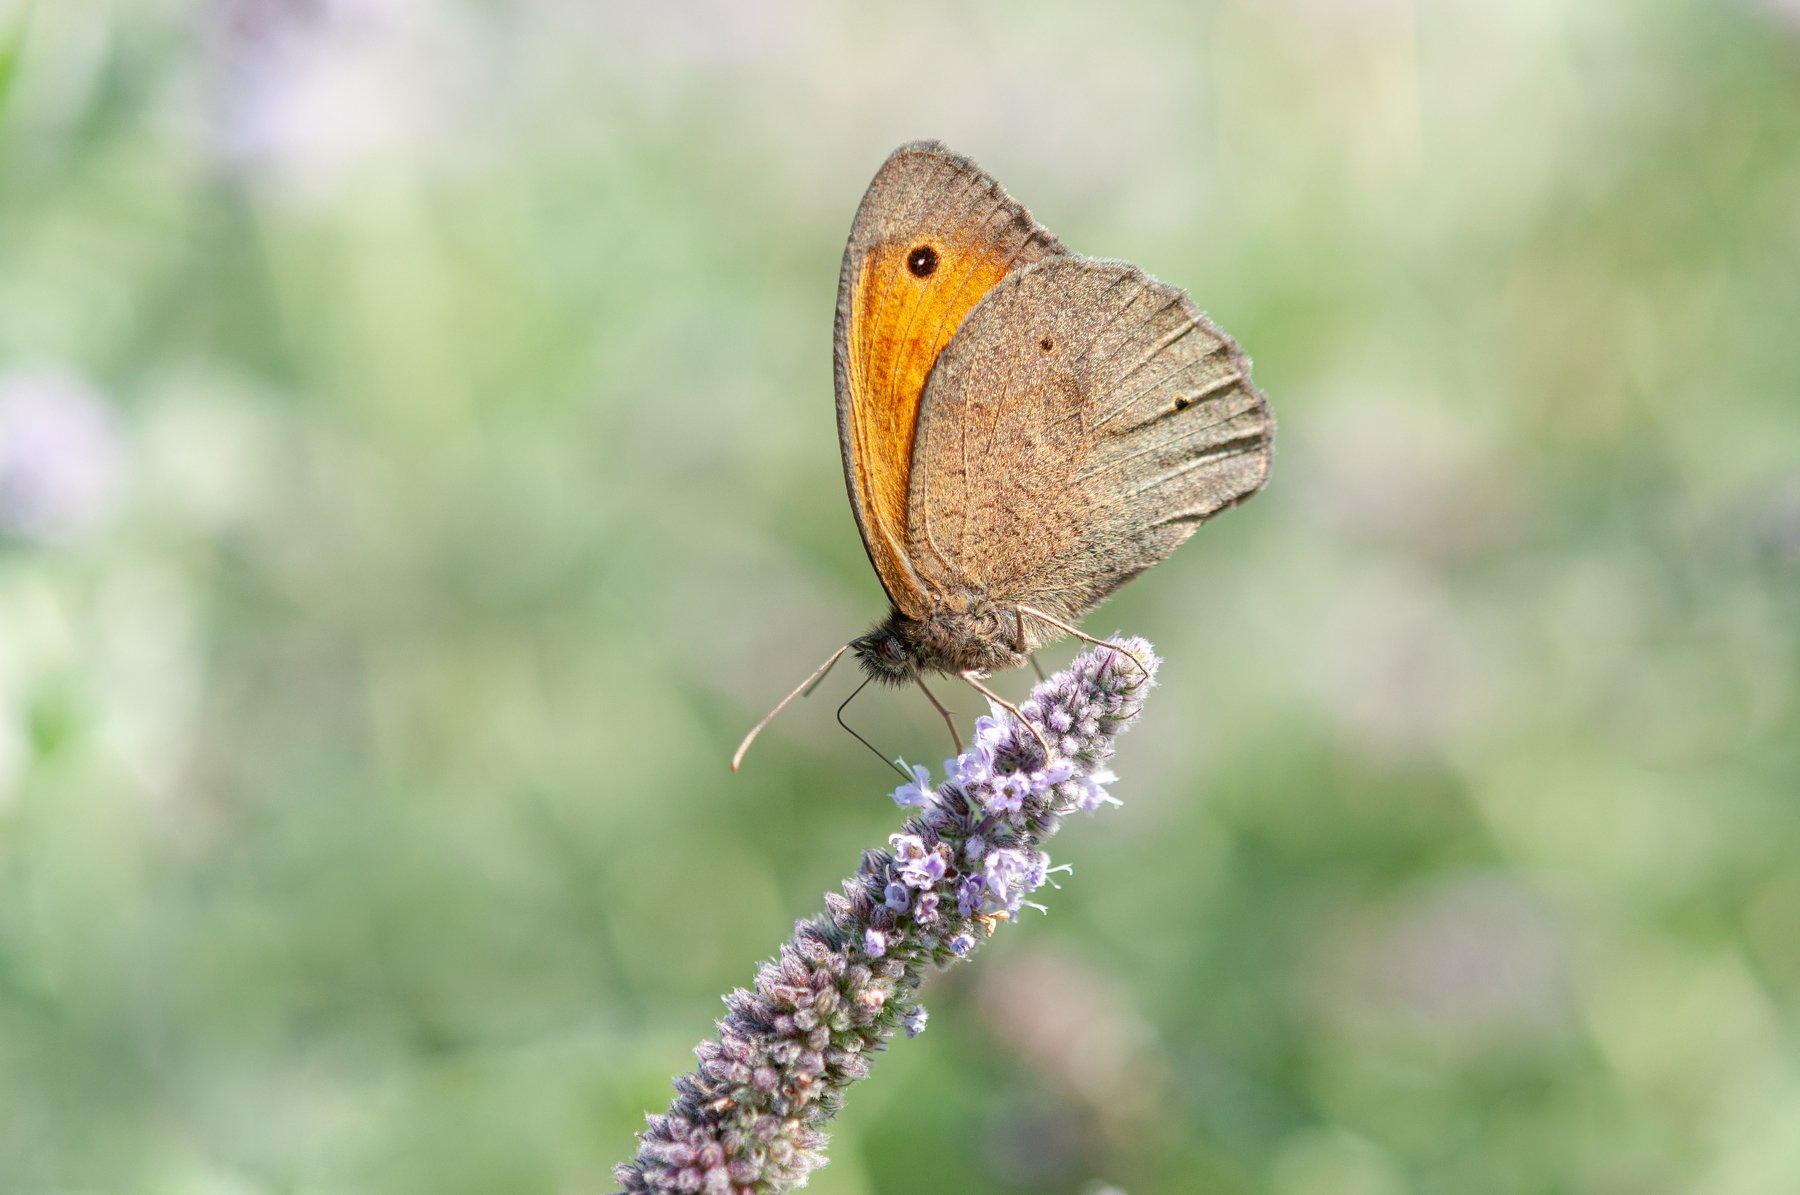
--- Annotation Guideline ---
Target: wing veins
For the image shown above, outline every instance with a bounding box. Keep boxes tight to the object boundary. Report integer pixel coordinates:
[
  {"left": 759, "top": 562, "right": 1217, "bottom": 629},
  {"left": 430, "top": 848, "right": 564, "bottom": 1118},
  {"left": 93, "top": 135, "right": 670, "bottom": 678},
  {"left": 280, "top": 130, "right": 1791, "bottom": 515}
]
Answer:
[
  {"left": 1065, "top": 271, "right": 1152, "bottom": 377},
  {"left": 1068, "top": 283, "right": 1190, "bottom": 408},
  {"left": 1073, "top": 399, "right": 1263, "bottom": 484},
  {"left": 1093, "top": 352, "right": 1240, "bottom": 429},
  {"left": 1119, "top": 433, "right": 1269, "bottom": 498}
]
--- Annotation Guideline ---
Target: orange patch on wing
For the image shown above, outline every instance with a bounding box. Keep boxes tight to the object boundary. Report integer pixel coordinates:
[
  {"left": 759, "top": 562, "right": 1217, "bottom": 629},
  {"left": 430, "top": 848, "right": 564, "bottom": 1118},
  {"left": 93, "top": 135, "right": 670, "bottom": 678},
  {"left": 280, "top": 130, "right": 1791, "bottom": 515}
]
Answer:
[{"left": 845, "top": 238, "right": 1014, "bottom": 611}]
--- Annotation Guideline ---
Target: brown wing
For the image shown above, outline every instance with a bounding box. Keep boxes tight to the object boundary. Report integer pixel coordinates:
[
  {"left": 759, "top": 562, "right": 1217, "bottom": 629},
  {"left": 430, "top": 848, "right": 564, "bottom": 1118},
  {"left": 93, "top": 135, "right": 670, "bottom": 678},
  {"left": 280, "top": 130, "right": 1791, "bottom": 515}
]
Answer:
[
  {"left": 834, "top": 141, "right": 1065, "bottom": 618},
  {"left": 904, "top": 256, "right": 1272, "bottom": 625}
]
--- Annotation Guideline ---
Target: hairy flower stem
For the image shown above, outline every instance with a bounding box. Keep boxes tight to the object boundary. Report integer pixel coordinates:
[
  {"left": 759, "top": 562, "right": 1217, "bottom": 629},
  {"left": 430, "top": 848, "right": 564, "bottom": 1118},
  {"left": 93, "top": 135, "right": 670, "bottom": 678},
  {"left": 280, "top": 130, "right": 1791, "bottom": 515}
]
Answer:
[{"left": 614, "top": 639, "right": 1159, "bottom": 1194}]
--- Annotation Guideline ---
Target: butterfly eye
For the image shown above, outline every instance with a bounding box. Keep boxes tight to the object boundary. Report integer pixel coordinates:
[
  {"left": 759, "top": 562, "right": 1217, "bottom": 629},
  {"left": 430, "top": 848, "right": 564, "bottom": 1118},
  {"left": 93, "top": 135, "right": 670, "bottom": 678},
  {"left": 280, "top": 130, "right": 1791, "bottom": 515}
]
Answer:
[{"left": 906, "top": 245, "right": 939, "bottom": 278}]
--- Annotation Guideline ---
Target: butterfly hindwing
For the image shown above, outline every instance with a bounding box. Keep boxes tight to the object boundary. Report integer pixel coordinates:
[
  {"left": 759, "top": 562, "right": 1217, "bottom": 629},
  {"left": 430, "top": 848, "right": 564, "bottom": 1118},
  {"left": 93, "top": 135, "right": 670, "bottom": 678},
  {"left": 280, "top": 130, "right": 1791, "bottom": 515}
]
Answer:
[{"left": 904, "top": 256, "right": 1272, "bottom": 624}]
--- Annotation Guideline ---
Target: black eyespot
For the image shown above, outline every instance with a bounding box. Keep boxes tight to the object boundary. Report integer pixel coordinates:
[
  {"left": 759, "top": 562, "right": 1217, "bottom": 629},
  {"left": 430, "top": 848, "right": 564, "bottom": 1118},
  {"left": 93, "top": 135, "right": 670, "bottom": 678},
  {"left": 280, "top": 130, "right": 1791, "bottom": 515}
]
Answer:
[
  {"left": 1173, "top": 394, "right": 1194, "bottom": 411},
  {"left": 906, "top": 245, "right": 939, "bottom": 278},
  {"left": 1038, "top": 335, "right": 1055, "bottom": 353}
]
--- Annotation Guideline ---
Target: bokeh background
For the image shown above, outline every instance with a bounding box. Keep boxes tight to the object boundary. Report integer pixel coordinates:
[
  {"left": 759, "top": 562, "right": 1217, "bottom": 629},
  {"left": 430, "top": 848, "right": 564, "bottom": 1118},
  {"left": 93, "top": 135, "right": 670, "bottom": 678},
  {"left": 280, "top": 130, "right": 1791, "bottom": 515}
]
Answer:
[{"left": 3, "top": 1, "right": 1798, "bottom": 1192}]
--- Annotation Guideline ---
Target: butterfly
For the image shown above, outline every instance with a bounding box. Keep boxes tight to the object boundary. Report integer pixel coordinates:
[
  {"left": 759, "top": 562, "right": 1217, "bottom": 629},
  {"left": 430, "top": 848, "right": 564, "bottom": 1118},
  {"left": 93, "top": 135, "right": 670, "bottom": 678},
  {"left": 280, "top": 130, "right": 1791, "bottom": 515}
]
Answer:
[{"left": 734, "top": 141, "right": 1272, "bottom": 769}]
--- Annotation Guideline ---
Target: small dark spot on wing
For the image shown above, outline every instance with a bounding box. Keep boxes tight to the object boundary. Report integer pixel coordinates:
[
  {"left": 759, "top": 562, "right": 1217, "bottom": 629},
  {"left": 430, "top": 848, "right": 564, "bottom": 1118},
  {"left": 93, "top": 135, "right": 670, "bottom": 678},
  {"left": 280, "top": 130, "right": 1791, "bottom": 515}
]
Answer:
[{"left": 907, "top": 245, "right": 940, "bottom": 277}]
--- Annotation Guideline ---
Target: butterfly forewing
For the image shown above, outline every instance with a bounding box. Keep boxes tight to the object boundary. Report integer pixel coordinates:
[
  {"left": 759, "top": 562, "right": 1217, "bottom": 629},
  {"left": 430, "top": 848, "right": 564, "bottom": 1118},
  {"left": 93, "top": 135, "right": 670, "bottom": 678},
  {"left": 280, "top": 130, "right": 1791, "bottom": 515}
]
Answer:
[
  {"left": 833, "top": 141, "right": 1064, "bottom": 618},
  {"left": 904, "top": 257, "right": 1272, "bottom": 623}
]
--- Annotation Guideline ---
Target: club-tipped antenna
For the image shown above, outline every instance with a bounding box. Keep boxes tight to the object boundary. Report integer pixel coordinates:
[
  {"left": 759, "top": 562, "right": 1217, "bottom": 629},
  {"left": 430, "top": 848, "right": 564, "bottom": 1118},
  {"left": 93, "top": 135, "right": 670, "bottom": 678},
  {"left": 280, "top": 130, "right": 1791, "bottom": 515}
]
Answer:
[{"left": 731, "top": 643, "right": 851, "bottom": 771}]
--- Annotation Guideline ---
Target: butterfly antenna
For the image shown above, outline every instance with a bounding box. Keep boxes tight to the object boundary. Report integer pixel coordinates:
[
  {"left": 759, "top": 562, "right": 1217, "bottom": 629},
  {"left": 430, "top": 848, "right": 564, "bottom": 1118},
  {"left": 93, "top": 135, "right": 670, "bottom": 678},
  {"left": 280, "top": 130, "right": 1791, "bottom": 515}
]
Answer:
[
  {"left": 838, "top": 674, "right": 909, "bottom": 780},
  {"left": 731, "top": 643, "right": 850, "bottom": 772}
]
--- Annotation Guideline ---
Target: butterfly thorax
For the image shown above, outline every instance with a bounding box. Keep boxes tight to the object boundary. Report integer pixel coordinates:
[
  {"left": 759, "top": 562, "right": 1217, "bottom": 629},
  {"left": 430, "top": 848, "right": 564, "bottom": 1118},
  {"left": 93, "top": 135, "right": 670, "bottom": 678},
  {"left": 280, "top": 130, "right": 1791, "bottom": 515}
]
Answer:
[{"left": 851, "top": 602, "right": 1027, "bottom": 685}]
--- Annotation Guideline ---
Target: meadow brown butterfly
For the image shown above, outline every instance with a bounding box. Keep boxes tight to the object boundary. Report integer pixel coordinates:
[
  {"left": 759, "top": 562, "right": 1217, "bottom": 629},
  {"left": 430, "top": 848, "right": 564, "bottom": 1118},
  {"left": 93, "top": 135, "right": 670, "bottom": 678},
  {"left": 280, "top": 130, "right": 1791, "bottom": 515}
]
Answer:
[{"left": 734, "top": 141, "right": 1273, "bottom": 769}]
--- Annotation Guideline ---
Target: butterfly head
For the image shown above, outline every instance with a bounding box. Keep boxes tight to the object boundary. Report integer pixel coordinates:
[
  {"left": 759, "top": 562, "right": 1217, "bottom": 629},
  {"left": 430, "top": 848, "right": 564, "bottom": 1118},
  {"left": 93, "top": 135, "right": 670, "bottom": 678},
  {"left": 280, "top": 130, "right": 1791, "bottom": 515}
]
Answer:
[
  {"left": 850, "top": 618, "right": 924, "bottom": 686},
  {"left": 851, "top": 604, "right": 1029, "bottom": 684}
]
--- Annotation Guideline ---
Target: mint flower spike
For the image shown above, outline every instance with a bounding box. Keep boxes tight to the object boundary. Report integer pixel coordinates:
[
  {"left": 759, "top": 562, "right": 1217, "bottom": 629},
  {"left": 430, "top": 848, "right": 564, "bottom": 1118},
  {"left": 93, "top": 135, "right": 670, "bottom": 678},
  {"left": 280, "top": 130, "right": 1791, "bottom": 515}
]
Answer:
[{"left": 614, "top": 638, "right": 1160, "bottom": 1195}]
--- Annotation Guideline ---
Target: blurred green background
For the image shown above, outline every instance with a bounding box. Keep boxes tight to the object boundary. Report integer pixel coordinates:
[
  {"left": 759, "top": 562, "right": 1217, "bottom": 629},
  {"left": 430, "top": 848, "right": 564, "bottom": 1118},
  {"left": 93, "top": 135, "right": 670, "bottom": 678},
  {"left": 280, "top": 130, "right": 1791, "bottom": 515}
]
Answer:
[{"left": 2, "top": 1, "right": 1798, "bottom": 1192}]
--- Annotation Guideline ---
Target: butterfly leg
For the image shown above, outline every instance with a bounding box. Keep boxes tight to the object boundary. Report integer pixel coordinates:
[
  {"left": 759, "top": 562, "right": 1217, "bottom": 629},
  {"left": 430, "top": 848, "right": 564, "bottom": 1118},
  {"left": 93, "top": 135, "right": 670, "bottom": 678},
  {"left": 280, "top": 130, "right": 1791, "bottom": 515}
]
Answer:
[
  {"left": 916, "top": 678, "right": 964, "bottom": 754},
  {"left": 838, "top": 675, "right": 909, "bottom": 781},
  {"left": 959, "top": 671, "right": 1053, "bottom": 762},
  {"left": 1016, "top": 604, "right": 1152, "bottom": 680}
]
